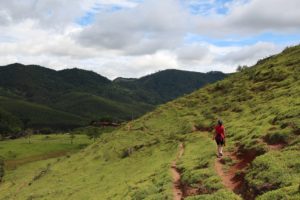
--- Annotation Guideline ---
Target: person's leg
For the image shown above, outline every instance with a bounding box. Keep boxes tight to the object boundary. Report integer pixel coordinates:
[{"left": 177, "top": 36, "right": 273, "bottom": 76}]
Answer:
[
  {"left": 216, "top": 139, "right": 219, "bottom": 156},
  {"left": 217, "top": 145, "right": 221, "bottom": 157},
  {"left": 219, "top": 146, "right": 223, "bottom": 156}
]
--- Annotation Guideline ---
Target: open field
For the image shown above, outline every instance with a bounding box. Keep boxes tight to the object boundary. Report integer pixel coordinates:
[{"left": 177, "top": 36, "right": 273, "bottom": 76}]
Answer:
[{"left": 0, "top": 134, "right": 92, "bottom": 170}]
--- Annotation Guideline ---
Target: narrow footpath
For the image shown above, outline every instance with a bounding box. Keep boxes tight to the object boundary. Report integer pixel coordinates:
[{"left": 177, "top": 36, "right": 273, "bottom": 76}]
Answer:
[
  {"left": 171, "top": 143, "right": 184, "bottom": 200},
  {"left": 214, "top": 151, "right": 248, "bottom": 192}
]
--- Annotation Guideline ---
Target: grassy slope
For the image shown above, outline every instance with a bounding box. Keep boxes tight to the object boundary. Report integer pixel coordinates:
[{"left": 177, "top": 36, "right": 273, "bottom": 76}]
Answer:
[{"left": 0, "top": 46, "right": 299, "bottom": 199}]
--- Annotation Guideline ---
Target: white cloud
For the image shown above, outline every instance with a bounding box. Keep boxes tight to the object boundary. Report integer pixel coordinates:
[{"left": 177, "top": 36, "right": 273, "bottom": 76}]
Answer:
[
  {"left": 0, "top": 0, "right": 299, "bottom": 79},
  {"left": 76, "top": 0, "right": 190, "bottom": 55},
  {"left": 215, "top": 42, "right": 281, "bottom": 66},
  {"left": 194, "top": 0, "right": 300, "bottom": 37}
]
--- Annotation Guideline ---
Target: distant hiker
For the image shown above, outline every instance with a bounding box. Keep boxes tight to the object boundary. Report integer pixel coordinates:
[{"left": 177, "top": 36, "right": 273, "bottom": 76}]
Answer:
[{"left": 213, "top": 120, "right": 225, "bottom": 158}]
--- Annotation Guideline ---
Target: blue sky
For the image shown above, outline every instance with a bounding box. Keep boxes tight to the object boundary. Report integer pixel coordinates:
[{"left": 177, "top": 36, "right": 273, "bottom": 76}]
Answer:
[
  {"left": 0, "top": 0, "right": 299, "bottom": 78},
  {"left": 186, "top": 0, "right": 235, "bottom": 15}
]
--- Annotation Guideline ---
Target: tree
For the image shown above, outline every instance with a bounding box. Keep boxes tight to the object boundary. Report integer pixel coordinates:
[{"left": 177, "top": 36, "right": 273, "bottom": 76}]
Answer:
[
  {"left": 69, "top": 132, "right": 76, "bottom": 144},
  {"left": 25, "top": 128, "right": 33, "bottom": 144},
  {"left": 236, "top": 65, "right": 248, "bottom": 72},
  {"left": 86, "top": 126, "right": 102, "bottom": 142}
]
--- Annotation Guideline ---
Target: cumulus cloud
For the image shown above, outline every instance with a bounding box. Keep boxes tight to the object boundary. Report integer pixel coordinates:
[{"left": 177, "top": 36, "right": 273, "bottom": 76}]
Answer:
[
  {"left": 194, "top": 0, "right": 300, "bottom": 36},
  {"left": 0, "top": 0, "right": 138, "bottom": 29},
  {"left": 0, "top": 0, "right": 299, "bottom": 79},
  {"left": 216, "top": 42, "right": 281, "bottom": 66},
  {"left": 76, "top": 0, "right": 190, "bottom": 55}
]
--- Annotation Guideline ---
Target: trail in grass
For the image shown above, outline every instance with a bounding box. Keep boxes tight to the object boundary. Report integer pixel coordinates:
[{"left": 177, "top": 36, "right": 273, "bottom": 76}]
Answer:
[
  {"left": 214, "top": 150, "right": 255, "bottom": 195},
  {"left": 214, "top": 140, "right": 285, "bottom": 199},
  {"left": 215, "top": 152, "right": 242, "bottom": 192},
  {"left": 171, "top": 143, "right": 184, "bottom": 200}
]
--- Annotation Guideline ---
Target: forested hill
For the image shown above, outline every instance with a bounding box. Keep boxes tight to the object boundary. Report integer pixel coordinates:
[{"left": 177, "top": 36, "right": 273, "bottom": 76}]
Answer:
[
  {"left": 114, "top": 69, "right": 226, "bottom": 104},
  {"left": 0, "top": 64, "right": 226, "bottom": 133}
]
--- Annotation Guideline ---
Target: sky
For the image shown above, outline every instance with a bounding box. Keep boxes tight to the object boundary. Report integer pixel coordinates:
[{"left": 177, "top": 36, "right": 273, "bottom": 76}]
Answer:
[{"left": 0, "top": 0, "right": 299, "bottom": 79}]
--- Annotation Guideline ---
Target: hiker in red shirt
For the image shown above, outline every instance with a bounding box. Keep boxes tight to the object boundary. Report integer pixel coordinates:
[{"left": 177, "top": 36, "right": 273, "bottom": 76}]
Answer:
[{"left": 213, "top": 120, "right": 226, "bottom": 158}]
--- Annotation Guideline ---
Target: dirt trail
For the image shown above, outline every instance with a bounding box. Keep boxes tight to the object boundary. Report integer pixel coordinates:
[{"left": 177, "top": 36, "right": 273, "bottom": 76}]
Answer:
[
  {"left": 214, "top": 140, "right": 284, "bottom": 197},
  {"left": 171, "top": 143, "right": 184, "bottom": 200},
  {"left": 214, "top": 151, "right": 256, "bottom": 194},
  {"left": 215, "top": 152, "right": 242, "bottom": 192}
]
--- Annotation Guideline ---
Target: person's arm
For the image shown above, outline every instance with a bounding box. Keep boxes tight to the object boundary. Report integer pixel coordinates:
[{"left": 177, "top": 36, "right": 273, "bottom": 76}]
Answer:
[
  {"left": 223, "top": 127, "right": 226, "bottom": 146},
  {"left": 212, "top": 128, "right": 216, "bottom": 140}
]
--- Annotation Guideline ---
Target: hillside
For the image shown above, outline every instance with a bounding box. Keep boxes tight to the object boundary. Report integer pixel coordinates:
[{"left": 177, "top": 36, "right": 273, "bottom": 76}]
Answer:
[
  {"left": 0, "top": 46, "right": 299, "bottom": 199},
  {"left": 114, "top": 69, "right": 227, "bottom": 104},
  {"left": 0, "top": 65, "right": 226, "bottom": 133},
  {"left": 0, "top": 96, "right": 86, "bottom": 132}
]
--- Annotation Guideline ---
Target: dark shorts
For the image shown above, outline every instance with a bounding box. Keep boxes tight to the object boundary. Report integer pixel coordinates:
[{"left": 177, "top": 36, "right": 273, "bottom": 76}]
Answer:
[{"left": 215, "top": 136, "right": 225, "bottom": 146}]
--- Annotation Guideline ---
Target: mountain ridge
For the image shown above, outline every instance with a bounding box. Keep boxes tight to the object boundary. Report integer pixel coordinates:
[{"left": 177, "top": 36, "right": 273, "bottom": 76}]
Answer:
[{"left": 0, "top": 64, "right": 227, "bottom": 134}]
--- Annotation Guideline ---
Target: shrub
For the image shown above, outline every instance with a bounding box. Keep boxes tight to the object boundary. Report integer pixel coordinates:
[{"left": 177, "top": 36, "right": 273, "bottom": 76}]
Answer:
[
  {"left": 264, "top": 130, "right": 290, "bottom": 144},
  {"left": 245, "top": 151, "right": 300, "bottom": 198}
]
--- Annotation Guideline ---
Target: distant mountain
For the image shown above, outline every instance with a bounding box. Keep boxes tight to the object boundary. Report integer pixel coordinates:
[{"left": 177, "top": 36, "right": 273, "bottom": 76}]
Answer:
[
  {"left": 114, "top": 69, "right": 227, "bottom": 104},
  {"left": 0, "top": 63, "right": 227, "bottom": 133}
]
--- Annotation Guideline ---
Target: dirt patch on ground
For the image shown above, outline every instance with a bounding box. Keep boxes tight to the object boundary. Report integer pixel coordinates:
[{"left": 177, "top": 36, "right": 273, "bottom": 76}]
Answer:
[
  {"left": 181, "top": 182, "right": 210, "bottom": 198},
  {"left": 267, "top": 143, "right": 285, "bottom": 150},
  {"left": 192, "top": 125, "right": 213, "bottom": 132}
]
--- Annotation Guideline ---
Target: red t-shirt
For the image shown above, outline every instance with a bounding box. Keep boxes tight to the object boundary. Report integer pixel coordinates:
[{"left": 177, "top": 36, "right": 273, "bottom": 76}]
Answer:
[{"left": 215, "top": 125, "right": 225, "bottom": 139}]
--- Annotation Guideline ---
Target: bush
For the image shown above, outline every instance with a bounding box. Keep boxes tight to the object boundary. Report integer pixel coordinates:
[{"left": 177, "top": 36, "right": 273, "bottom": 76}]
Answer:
[
  {"left": 256, "top": 184, "right": 300, "bottom": 200},
  {"left": 245, "top": 151, "right": 300, "bottom": 198},
  {"left": 264, "top": 129, "right": 291, "bottom": 144}
]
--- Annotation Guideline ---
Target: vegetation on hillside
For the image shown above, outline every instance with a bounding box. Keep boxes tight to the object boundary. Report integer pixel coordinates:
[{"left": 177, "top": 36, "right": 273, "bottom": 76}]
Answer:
[
  {"left": 0, "top": 45, "right": 299, "bottom": 199},
  {"left": 114, "top": 69, "right": 227, "bottom": 104},
  {"left": 0, "top": 65, "right": 226, "bottom": 135}
]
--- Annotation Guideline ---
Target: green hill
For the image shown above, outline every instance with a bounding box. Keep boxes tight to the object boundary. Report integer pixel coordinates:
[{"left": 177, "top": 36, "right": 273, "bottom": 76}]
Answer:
[
  {"left": 0, "top": 64, "right": 226, "bottom": 133},
  {"left": 0, "top": 46, "right": 299, "bottom": 199},
  {"left": 114, "top": 69, "right": 227, "bottom": 104}
]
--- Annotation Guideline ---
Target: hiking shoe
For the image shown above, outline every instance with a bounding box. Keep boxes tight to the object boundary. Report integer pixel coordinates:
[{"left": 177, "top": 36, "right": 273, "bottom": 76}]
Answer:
[{"left": 219, "top": 152, "right": 223, "bottom": 157}]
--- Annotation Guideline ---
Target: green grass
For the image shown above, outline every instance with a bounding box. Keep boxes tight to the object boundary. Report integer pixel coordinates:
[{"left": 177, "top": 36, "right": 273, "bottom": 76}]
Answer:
[
  {"left": 0, "top": 130, "right": 178, "bottom": 200},
  {"left": 244, "top": 150, "right": 300, "bottom": 198},
  {"left": 178, "top": 133, "right": 223, "bottom": 192},
  {"left": 0, "top": 134, "right": 91, "bottom": 161},
  {"left": 0, "top": 45, "right": 299, "bottom": 199}
]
